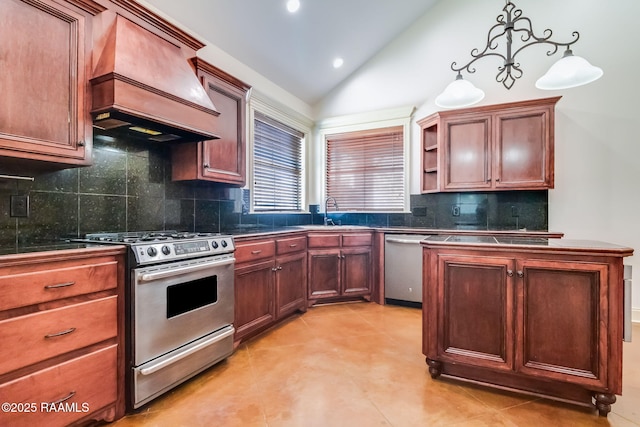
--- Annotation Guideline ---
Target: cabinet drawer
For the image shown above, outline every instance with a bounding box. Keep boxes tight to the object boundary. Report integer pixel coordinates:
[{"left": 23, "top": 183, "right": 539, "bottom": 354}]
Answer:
[
  {"left": 276, "top": 236, "right": 307, "bottom": 255},
  {"left": 0, "top": 259, "right": 118, "bottom": 311},
  {"left": 342, "top": 233, "right": 372, "bottom": 247},
  {"left": 0, "top": 345, "right": 117, "bottom": 427},
  {"left": 235, "top": 240, "right": 276, "bottom": 263},
  {"left": 307, "top": 234, "right": 341, "bottom": 248},
  {"left": 0, "top": 296, "right": 117, "bottom": 376}
]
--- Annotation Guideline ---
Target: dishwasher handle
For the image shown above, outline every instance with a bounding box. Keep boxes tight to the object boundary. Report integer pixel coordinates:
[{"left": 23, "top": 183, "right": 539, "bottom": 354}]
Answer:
[{"left": 385, "top": 237, "right": 425, "bottom": 245}]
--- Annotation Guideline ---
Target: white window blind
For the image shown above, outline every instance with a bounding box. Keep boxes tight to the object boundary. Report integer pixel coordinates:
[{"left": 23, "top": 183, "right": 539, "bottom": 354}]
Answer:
[
  {"left": 326, "top": 126, "right": 404, "bottom": 212},
  {"left": 253, "top": 112, "right": 304, "bottom": 211}
]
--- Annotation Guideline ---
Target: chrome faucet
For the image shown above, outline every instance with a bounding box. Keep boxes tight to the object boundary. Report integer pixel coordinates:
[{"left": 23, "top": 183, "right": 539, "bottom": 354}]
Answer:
[{"left": 324, "top": 197, "right": 339, "bottom": 226}]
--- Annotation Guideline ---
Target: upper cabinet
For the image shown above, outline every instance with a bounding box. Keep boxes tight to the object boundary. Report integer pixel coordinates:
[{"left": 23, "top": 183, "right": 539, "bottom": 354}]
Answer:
[
  {"left": 0, "top": 0, "right": 102, "bottom": 170},
  {"left": 172, "top": 58, "right": 251, "bottom": 185},
  {"left": 418, "top": 97, "right": 560, "bottom": 193}
]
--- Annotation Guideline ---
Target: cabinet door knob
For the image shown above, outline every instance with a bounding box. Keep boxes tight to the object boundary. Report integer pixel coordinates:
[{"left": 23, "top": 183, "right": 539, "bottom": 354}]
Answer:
[
  {"left": 203, "top": 164, "right": 210, "bottom": 168},
  {"left": 517, "top": 271, "right": 524, "bottom": 278},
  {"left": 507, "top": 270, "right": 514, "bottom": 277},
  {"left": 77, "top": 140, "right": 85, "bottom": 147}
]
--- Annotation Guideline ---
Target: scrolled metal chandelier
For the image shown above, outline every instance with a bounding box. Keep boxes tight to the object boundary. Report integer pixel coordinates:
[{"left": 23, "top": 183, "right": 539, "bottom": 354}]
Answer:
[{"left": 435, "top": 0, "right": 603, "bottom": 109}]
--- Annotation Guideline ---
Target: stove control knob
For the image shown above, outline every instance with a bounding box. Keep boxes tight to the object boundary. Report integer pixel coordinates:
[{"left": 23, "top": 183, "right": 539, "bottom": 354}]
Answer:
[
  {"left": 221, "top": 240, "right": 228, "bottom": 248},
  {"left": 162, "top": 245, "right": 171, "bottom": 255},
  {"left": 211, "top": 241, "right": 219, "bottom": 249},
  {"left": 147, "top": 247, "right": 158, "bottom": 257}
]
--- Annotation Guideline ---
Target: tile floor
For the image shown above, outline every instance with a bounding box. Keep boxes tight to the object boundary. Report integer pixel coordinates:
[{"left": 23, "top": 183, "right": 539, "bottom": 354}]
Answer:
[{"left": 109, "top": 302, "right": 640, "bottom": 426}]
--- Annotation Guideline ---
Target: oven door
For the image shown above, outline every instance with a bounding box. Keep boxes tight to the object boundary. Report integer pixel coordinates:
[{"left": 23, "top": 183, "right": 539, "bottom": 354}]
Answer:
[{"left": 132, "top": 254, "right": 235, "bottom": 365}]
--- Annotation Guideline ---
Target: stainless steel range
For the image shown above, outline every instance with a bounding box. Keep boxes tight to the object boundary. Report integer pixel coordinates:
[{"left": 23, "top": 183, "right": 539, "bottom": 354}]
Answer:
[{"left": 80, "top": 231, "right": 235, "bottom": 409}]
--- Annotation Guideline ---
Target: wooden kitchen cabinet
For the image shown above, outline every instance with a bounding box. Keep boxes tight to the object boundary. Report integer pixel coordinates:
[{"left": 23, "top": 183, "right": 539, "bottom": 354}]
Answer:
[
  {"left": 423, "top": 239, "right": 632, "bottom": 416},
  {"left": 307, "top": 232, "right": 372, "bottom": 306},
  {"left": 234, "top": 258, "right": 276, "bottom": 342},
  {"left": 0, "top": 0, "right": 101, "bottom": 170},
  {"left": 172, "top": 58, "right": 251, "bottom": 185},
  {"left": 0, "top": 246, "right": 126, "bottom": 426},
  {"left": 234, "top": 234, "right": 307, "bottom": 344},
  {"left": 418, "top": 97, "right": 560, "bottom": 193}
]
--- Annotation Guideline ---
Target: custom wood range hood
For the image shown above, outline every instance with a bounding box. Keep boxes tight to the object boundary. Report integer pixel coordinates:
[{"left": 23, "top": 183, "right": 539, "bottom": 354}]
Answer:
[{"left": 90, "top": 12, "right": 220, "bottom": 142}]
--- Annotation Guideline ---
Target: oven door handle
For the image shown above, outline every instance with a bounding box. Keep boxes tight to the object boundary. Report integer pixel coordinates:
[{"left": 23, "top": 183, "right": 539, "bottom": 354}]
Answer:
[
  {"left": 139, "top": 257, "right": 235, "bottom": 282},
  {"left": 139, "top": 325, "right": 235, "bottom": 376}
]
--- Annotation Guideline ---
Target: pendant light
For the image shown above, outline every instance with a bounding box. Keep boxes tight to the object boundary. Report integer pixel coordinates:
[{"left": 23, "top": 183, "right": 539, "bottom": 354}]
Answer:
[{"left": 435, "top": 1, "right": 603, "bottom": 109}]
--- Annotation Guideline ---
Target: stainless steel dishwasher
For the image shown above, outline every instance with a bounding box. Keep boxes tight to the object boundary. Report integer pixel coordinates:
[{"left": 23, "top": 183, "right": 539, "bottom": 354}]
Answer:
[{"left": 384, "top": 234, "right": 429, "bottom": 306}]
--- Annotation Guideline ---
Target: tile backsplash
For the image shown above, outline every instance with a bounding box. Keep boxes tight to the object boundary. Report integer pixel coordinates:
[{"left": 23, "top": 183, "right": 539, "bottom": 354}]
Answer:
[{"left": 0, "top": 135, "right": 548, "bottom": 249}]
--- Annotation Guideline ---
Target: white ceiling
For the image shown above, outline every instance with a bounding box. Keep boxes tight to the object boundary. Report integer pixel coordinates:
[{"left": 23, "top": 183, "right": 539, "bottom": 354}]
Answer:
[{"left": 142, "top": 0, "right": 439, "bottom": 106}]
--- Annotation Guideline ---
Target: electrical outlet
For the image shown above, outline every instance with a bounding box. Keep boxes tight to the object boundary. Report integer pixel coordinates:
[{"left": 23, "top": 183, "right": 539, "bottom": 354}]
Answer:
[
  {"left": 511, "top": 205, "right": 519, "bottom": 217},
  {"left": 10, "top": 195, "right": 29, "bottom": 218},
  {"left": 452, "top": 205, "right": 460, "bottom": 217}
]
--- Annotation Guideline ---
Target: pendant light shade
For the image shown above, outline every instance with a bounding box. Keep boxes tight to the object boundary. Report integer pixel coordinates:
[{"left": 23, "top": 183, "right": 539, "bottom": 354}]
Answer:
[
  {"left": 435, "top": 74, "right": 485, "bottom": 109},
  {"left": 535, "top": 49, "right": 603, "bottom": 90}
]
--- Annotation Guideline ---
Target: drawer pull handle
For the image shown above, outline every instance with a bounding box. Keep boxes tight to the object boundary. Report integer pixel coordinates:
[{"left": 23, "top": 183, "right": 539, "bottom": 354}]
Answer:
[
  {"left": 44, "top": 327, "right": 76, "bottom": 339},
  {"left": 44, "top": 281, "right": 75, "bottom": 290},
  {"left": 50, "top": 391, "right": 76, "bottom": 405},
  {"left": 289, "top": 244, "right": 298, "bottom": 247},
  {"left": 251, "top": 250, "right": 262, "bottom": 254}
]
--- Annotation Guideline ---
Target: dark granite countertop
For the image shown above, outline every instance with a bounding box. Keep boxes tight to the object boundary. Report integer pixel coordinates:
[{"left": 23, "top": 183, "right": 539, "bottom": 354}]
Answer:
[
  {"left": 230, "top": 225, "right": 564, "bottom": 240},
  {"left": 421, "top": 234, "right": 633, "bottom": 256},
  {"left": 0, "top": 241, "right": 126, "bottom": 257}
]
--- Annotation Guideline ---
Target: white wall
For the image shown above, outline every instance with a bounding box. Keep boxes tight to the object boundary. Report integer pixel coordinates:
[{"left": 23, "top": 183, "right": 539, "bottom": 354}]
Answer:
[{"left": 316, "top": 0, "right": 640, "bottom": 314}]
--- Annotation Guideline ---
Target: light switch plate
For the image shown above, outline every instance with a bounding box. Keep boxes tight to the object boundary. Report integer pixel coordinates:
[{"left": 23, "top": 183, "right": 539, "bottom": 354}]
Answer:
[{"left": 10, "top": 194, "right": 29, "bottom": 217}]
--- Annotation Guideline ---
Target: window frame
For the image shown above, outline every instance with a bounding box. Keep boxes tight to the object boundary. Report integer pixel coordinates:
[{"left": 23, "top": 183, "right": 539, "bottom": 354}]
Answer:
[
  {"left": 316, "top": 107, "right": 414, "bottom": 213},
  {"left": 326, "top": 126, "right": 405, "bottom": 212},
  {"left": 248, "top": 90, "right": 313, "bottom": 213}
]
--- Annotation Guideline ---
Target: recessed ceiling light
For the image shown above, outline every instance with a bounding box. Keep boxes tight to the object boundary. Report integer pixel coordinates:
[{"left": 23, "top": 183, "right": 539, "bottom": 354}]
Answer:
[
  {"left": 333, "top": 57, "right": 344, "bottom": 69},
  {"left": 286, "top": 0, "right": 300, "bottom": 13}
]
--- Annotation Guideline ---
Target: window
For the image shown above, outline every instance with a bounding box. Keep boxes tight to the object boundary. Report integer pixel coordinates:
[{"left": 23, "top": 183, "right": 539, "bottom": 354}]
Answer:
[
  {"left": 326, "top": 126, "right": 404, "bottom": 212},
  {"left": 252, "top": 112, "right": 304, "bottom": 211}
]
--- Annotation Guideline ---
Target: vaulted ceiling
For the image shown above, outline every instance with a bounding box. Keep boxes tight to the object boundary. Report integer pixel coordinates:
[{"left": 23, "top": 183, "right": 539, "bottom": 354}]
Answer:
[{"left": 142, "top": 0, "right": 439, "bottom": 106}]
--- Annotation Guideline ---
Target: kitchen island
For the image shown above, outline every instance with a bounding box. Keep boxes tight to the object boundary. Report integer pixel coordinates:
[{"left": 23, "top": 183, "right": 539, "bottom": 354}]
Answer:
[{"left": 421, "top": 235, "right": 633, "bottom": 416}]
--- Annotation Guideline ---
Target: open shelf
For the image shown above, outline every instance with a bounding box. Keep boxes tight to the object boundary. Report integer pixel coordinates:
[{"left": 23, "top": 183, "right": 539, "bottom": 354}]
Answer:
[{"left": 418, "top": 116, "right": 440, "bottom": 193}]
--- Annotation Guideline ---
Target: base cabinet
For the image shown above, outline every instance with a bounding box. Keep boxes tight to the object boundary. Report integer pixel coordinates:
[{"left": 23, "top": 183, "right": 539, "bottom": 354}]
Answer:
[
  {"left": 276, "top": 252, "right": 307, "bottom": 318},
  {"left": 234, "top": 259, "right": 276, "bottom": 342},
  {"left": 0, "top": 247, "right": 125, "bottom": 426},
  {"left": 423, "top": 245, "right": 628, "bottom": 416},
  {"left": 234, "top": 235, "right": 307, "bottom": 343},
  {"left": 307, "top": 232, "right": 372, "bottom": 305}
]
